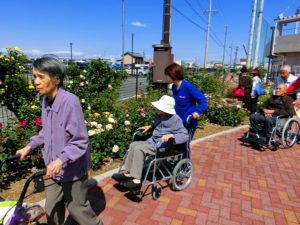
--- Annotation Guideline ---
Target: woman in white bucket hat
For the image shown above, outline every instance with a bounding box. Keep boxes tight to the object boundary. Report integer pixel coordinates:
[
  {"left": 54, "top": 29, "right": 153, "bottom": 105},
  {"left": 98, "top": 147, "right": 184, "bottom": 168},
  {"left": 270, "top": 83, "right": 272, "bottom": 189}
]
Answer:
[{"left": 112, "top": 95, "right": 189, "bottom": 189}]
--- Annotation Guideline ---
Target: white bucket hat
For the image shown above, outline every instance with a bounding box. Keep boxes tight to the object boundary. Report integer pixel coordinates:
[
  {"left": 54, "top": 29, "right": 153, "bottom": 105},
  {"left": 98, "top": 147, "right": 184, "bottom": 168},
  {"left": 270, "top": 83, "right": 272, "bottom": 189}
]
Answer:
[{"left": 151, "top": 95, "right": 176, "bottom": 115}]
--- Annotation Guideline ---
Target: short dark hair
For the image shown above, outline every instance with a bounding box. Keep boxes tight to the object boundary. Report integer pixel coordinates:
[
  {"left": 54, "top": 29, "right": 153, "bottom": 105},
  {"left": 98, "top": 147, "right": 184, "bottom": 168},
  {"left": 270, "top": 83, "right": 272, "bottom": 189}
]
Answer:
[
  {"left": 33, "top": 56, "right": 65, "bottom": 86},
  {"left": 164, "top": 63, "right": 184, "bottom": 81}
]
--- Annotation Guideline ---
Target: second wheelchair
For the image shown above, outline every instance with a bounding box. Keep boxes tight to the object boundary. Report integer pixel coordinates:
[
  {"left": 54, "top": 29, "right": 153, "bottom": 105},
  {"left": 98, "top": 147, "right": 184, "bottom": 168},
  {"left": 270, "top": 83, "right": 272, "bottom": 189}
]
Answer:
[{"left": 241, "top": 115, "right": 300, "bottom": 150}]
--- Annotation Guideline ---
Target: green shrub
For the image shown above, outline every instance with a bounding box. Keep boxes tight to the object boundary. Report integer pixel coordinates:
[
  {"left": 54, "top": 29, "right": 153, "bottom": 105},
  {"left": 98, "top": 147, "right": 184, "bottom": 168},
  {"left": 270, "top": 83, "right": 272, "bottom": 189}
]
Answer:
[
  {"left": 0, "top": 48, "right": 37, "bottom": 118},
  {"left": 205, "top": 105, "right": 246, "bottom": 126},
  {"left": 185, "top": 71, "right": 229, "bottom": 97},
  {"left": 64, "top": 59, "right": 127, "bottom": 112}
]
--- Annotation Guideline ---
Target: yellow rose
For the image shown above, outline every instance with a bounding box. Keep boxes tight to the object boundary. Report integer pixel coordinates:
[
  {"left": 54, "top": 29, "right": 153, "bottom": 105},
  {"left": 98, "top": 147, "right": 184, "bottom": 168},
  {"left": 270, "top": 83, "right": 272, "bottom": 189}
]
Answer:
[
  {"left": 94, "top": 112, "right": 100, "bottom": 117},
  {"left": 31, "top": 105, "right": 38, "bottom": 110},
  {"left": 14, "top": 47, "right": 21, "bottom": 52},
  {"left": 28, "top": 83, "right": 35, "bottom": 90}
]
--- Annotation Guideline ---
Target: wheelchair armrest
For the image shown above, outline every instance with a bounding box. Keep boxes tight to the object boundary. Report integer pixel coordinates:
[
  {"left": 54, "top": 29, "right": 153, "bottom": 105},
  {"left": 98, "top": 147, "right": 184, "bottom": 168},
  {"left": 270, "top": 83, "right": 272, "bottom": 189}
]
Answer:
[
  {"left": 276, "top": 115, "right": 291, "bottom": 119},
  {"left": 156, "top": 143, "right": 186, "bottom": 158},
  {"left": 132, "top": 130, "right": 152, "bottom": 141}
]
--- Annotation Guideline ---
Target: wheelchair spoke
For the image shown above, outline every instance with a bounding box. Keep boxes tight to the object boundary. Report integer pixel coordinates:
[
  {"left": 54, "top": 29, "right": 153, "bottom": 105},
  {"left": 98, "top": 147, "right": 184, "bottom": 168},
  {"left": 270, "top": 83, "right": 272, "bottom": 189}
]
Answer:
[
  {"left": 172, "top": 159, "right": 193, "bottom": 191},
  {"left": 281, "top": 119, "right": 300, "bottom": 148}
]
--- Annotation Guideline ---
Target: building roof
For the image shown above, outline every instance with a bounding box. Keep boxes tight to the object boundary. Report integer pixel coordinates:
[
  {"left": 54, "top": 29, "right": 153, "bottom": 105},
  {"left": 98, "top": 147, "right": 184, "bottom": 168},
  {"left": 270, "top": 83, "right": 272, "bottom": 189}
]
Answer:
[{"left": 124, "top": 52, "right": 144, "bottom": 58}]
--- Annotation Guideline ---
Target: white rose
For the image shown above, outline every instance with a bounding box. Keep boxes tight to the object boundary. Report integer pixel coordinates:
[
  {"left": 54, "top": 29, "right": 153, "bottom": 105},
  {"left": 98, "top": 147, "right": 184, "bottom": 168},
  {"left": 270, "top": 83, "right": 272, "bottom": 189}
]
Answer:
[
  {"left": 90, "top": 121, "right": 98, "bottom": 127},
  {"left": 236, "top": 105, "right": 242, "bottom": 109},
  {"left": 69, "top": 80, "right": 73, "bottom": 84},
  {"left": 97, "top": 124, "right": 102, "bottom": 129},
  {"left": 108, "top": 117, "right": 115, "bottom": 123},
  {"left": 124, "top": 120, "right": 130, "bottom": 126},
  {"left": 95, "top": 129, "right": 103, "bottom": 134},
  {"left": 112, "top": 145, "right": 119, "bottom": 153},
  {"left": 108, "top": 84, "right": 113, "bottom": 90},
  {"left": 88, "top": 130, "right": 96, "bottom": 136},
  {"left": 83, "top": 69, "right": 87, "bottom": 73},
  {"left": 106, "top": 124, "right": 113, "bottom": 130},
  {"left": 80, "top": 74, "right": 85, "bottom": 79},
  {"left": 81, "top": 99, "right": 85, "bottom": 103}
]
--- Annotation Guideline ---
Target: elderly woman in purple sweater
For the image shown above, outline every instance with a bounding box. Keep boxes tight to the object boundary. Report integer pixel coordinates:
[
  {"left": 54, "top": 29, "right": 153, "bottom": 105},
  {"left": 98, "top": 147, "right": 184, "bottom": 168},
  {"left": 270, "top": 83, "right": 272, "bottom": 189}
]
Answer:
[{"left": 17, "top": 56, "right": 102, "bottom": 225}]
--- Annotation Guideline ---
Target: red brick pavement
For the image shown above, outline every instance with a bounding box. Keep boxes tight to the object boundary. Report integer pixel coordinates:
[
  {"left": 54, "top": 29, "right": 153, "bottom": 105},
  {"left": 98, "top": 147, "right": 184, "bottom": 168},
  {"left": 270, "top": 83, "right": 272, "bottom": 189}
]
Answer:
[{"left": 93, "top": 128, "right": 300, "bottom": 225}]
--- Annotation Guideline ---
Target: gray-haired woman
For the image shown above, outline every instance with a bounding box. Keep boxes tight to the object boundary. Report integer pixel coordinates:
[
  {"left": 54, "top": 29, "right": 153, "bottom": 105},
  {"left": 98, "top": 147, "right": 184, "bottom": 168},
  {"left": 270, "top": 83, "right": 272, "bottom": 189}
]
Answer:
[{"left": 17, "top": 56, "right": 103, "bottom": 225}]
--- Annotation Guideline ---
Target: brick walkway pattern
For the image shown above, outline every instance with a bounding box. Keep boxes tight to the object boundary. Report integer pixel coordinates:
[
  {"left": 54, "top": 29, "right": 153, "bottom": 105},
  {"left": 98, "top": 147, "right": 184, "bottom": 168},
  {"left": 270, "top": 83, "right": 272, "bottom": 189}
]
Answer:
[{"left": 93, "top": 128, "right": 300, "bottom": 225}]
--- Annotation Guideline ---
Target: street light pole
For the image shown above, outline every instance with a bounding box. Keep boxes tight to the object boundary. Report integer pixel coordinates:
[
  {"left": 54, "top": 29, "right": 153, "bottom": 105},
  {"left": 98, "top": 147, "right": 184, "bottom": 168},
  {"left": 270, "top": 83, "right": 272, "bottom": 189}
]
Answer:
[
  {"left": 122, "top": 0, "right": 125, "bottom": 70},
  {"left": 70, "top": 42, "right": 73, "bottom": 63}
]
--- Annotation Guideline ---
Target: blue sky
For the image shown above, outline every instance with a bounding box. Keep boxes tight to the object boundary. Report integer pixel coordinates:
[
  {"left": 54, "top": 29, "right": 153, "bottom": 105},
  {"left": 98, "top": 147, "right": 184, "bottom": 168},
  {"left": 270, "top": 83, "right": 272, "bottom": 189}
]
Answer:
[{"left": 1, "top": 0, "right": 299, "bottom": 64}]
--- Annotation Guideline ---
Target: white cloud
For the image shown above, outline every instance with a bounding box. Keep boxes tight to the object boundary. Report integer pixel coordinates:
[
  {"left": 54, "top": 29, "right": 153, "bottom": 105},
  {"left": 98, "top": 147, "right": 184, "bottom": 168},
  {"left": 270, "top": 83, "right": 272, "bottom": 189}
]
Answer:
[
  {"left": 23, "top": 49, "right": 43, "bottom": 55},
  {"left": 50, "top": 50, "right": 84, "bottom": 56},
  {"left": 131, "top": 21, "right": 146, "bottom": 27}
]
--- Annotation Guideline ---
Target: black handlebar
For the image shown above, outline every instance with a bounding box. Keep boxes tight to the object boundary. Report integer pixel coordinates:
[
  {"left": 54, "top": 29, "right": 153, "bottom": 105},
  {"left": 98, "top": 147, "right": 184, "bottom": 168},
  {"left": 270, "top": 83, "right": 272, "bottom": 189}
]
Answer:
[{"left": 6, "top": 154, "right": 21, "bottom": 162}]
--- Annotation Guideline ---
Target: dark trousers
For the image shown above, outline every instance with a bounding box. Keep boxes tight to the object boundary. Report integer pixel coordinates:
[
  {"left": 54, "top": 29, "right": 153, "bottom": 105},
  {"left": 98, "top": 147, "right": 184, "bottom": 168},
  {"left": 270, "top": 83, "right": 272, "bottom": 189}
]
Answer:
[
  {"left": 249, "top": 113, "right": 276, "bottom": 136},
  {"left": 46, "top": 175, "right": 103, "bottom": 225},
  {"left": 250, "top": 96, "right": 258, "bottom": 114}
]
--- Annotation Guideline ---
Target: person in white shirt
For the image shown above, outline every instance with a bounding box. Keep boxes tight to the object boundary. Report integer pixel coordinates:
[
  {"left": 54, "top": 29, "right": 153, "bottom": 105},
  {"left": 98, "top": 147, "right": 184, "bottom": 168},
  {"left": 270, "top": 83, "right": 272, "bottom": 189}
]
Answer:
[
  {"left": 250, "top": 68, "right": 262, "bottom": 113},
  {"left": 273, "top": 65, "right": 297, "bottom": 94}
]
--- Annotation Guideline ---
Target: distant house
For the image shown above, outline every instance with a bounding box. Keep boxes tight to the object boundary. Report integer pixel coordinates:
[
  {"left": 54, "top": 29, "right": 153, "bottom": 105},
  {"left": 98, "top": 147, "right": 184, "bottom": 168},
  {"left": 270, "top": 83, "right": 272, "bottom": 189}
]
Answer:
[
  {"left": 267, "top": 10, "right": 300, "bottom": 79},
  {"left": 123, "top": 52, "right": 144, "bottom": 65}
]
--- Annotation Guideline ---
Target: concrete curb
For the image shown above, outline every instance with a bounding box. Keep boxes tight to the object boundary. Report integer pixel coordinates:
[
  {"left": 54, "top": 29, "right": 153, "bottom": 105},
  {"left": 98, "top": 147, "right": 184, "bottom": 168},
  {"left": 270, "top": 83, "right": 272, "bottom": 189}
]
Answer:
[
  {"left": 36, "top": 124, "right": 249, "bottom": 207},
  {"left": 191, "top": 124, "right": 249, "bottom": 145}
]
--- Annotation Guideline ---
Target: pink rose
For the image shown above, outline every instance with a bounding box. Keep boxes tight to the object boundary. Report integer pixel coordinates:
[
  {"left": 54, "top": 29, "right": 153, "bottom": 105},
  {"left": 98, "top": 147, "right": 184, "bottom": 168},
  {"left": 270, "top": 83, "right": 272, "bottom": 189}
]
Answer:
[
  {"left": 19, "top": 120, "right": 27, "bottom": 127},
  {"left": 34, "top": 117, "right": 42, "bottom": 126}
]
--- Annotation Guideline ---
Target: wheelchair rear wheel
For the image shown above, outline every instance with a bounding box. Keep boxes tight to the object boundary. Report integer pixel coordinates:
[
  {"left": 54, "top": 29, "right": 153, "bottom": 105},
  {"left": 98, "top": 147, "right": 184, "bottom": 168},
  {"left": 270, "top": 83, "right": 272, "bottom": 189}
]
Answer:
[
  {"left": 172, "top": 159, "right": 193, "bottom": 191},
  {"left": 281, "top": 118, "right": 300, "bottom": 148}
]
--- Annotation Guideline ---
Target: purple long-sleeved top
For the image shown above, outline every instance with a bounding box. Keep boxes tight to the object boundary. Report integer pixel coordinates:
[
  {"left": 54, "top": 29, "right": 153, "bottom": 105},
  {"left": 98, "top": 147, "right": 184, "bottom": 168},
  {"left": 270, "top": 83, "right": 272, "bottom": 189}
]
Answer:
[
  {"left": 28, "top": 88, "right": 92, "bottom": 182},
  {"left": 146, "top": 114, "right": 189, "bottom": 148}
]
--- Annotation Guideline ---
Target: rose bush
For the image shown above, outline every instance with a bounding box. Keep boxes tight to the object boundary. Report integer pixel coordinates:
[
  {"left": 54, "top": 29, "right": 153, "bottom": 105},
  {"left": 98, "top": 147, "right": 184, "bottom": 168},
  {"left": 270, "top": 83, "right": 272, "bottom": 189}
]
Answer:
[{"left": 0, "top": 48, "right": 36, "bottom": 118}]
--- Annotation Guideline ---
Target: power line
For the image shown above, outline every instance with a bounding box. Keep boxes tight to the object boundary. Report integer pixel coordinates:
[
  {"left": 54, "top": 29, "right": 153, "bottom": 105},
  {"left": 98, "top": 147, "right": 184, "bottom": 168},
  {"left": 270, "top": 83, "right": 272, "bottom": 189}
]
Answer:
[
  {"left": 171, "top": 5, "right": 206, "bottom": 31},
  {"left": 183, "top": 0, "right": 207, "bottom": 25},
  {"left": 171, "top": 5, "right": 223, "bottom": 48},
  {"left": 185, "top": 0, "right": 224, "bottom": 48}
]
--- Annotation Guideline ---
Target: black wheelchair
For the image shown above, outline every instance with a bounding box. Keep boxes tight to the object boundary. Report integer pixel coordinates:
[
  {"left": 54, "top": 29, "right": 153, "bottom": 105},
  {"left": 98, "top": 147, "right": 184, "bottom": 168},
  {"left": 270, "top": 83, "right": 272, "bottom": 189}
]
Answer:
[
  {"left": 241, "top": 115, "right": 300, "bottom": 150},
  {"left": 113, "top": 122, "right": 195, "bottom": 200}
]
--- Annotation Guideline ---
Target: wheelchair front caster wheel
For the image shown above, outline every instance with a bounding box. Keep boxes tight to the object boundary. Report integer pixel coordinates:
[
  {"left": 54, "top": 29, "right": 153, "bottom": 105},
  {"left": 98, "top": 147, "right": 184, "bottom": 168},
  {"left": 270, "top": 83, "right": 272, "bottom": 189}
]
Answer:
[{"left": 152, "top": 185, "right": 162, "bottom": 200}]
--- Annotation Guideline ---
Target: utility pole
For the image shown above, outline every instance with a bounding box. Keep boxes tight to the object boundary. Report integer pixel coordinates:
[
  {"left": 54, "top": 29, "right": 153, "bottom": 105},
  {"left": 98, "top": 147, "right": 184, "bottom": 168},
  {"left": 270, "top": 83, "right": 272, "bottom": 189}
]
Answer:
[
  {"left": 122, "top": 0, "right": 125, "bottom": 70},
  {"left": 229, "top": 45, "right": 233, "bottom": 67},
  {"left": 222, "top": 26, "right": 228, "bottom": 66},
  {"left": 253, "top": 0, "right": 265, "bottom": 68},
  {"left": 161, "top": 0, "right": 171, "bottom": 45},
  {"left": 204, "top": 0, "right": 212, "bottom": 68},
  {"left": 247, "top": 0, "right": 258, "bottom": 67},
  {"left": 233, "top": 46, "right": 239, "bottom": 68}
]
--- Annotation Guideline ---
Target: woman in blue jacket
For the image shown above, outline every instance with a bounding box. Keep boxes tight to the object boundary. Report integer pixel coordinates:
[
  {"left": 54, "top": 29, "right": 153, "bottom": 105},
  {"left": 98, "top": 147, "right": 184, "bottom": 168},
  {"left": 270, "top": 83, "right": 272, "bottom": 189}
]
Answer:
[{"left": 164, "top": 63, "right": 207, "bottom": 129}]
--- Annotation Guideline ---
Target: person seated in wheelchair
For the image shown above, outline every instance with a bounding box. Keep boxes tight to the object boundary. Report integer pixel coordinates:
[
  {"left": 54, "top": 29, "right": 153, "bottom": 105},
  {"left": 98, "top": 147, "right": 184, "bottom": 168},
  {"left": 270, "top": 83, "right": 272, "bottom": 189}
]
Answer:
[
  {"left": 242, "top": 83, "right": 295, "bottom": 145},
  {"left": 112, "top": 95, "right": 189, "bottom": 189}
]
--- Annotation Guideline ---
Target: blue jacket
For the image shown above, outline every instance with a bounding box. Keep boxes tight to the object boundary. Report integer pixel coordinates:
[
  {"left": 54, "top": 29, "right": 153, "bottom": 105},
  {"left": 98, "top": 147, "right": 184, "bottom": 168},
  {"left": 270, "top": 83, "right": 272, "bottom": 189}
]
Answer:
[{"left": 172, "top": 80, "right": 207, "bottom": 127}]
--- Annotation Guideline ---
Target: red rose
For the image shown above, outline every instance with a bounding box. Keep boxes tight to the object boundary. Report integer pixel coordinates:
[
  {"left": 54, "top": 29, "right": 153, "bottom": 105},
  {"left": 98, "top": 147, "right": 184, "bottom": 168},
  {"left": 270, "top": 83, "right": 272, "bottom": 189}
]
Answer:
[
  {"left": 0, "top": 122, "right": 3, "bottom": 129},
  {"left": 19, "top": 120, "right": 27, "bottom": 127},
  {"left": 34, "top": 117, "right": 42, "bottom": 126}
]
